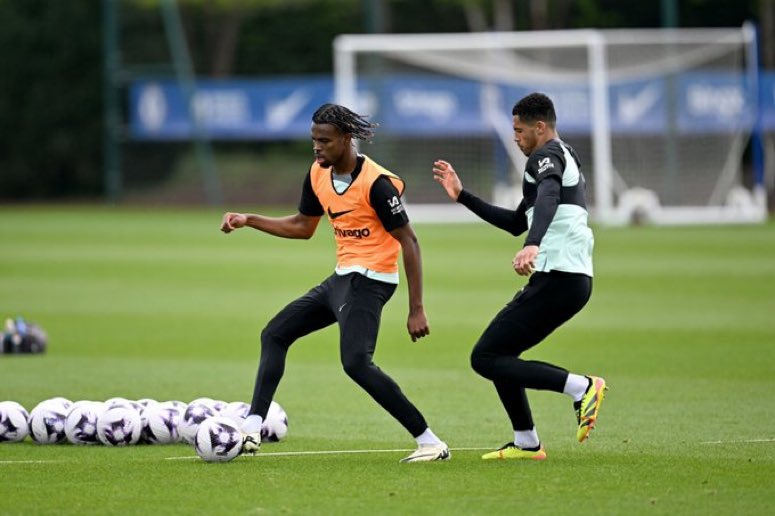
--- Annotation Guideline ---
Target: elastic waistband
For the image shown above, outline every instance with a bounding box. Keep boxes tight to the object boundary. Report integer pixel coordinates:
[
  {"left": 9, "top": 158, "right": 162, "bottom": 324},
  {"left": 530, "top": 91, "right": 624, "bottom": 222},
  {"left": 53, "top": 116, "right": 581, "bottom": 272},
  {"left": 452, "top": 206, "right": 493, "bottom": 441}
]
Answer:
[{"left": 335, "top": 265, "right": 399, "bottom": 284}]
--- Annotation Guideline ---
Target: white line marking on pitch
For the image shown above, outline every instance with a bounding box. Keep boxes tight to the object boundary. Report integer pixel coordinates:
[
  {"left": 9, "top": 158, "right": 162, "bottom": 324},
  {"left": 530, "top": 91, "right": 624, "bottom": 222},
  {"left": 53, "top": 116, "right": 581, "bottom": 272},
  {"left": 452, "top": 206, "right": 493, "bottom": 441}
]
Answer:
[
  {"left": 700, "top": 438, "right": 775, "bottom": 444},
  {"left": 0, "top": 460, "right": 67, "bottom": 465},
  {"left": 164, "top": 446, "right": 491, "bottom": 460},
  {"left": 0, "top": 447, "right": 493, "bottom": 464}
]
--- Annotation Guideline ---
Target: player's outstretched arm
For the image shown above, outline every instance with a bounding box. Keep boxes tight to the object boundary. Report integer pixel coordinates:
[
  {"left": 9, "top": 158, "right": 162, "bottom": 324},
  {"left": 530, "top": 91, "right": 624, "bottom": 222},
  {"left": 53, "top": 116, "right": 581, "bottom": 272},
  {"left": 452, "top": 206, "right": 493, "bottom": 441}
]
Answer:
[
  {"left": 432, "top": 159, "right": 463, "bottom": 201},
  {"left": 390, "top": 223, "right": 429, "bottom": 342},
  {"left": 220, "top": 212, "right": 321, "bottom": 239},
  {"left": 433, "top": 160, "right": 527, "bottom": 237}
]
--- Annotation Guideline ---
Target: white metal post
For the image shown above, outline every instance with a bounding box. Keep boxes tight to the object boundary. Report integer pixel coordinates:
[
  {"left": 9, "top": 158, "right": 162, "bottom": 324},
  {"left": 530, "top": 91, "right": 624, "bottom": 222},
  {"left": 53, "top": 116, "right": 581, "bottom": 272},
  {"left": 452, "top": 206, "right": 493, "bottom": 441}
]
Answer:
[
  {"left": 587, "top": 31, "right": 614, "bottom": 224},
  {"left": 334, "top": 36, "right": 357, "bottom": 110}
]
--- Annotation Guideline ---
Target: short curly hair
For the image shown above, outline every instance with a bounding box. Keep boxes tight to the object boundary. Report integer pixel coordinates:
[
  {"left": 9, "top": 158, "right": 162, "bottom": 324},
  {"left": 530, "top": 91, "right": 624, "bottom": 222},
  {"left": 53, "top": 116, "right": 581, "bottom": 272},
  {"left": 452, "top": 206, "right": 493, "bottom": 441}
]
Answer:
[
  {"left": 512, "top": 92, "right": 556, "bottom": 128},
  {"left": 312, "top": 103, "right": 378, "bottom": 141}
]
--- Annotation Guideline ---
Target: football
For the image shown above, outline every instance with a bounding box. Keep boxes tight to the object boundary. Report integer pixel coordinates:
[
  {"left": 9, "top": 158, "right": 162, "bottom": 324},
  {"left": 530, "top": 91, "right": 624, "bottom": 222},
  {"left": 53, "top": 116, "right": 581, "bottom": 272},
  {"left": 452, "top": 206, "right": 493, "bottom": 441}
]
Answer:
[
  {"left": 0, "top": 401, "right": 30, "bottom": 443},
  {"left": 262, "top": 401, "right": 288, "bottom": 442},
  {"left": 136, "top": 399, "right": 159, "bottom": 435},
  {"left": 29, "top": 399, "right": 71, "bottom": 444},
  {"left": 194, "top": 416, "right": 243, "bottom": 462},
  {"left": 97, "top": 406, "right": 142, "bottom": 446},
  {"left": 142, "top": 404, "right": 182, "bottom": 444},
  {"left": 65, "top": 401, "right": 104, "bottom": 445},
  {"left": 179, "top": 401, "right": 216, "bottom": 445}
]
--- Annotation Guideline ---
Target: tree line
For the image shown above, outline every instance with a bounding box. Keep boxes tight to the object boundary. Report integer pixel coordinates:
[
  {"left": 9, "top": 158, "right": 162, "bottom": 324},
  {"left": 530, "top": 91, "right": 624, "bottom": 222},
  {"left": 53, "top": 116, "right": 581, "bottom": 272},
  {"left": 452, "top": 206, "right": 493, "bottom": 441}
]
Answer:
[{"left": 0, "top": 0, "right": 769, "bottom": 199}]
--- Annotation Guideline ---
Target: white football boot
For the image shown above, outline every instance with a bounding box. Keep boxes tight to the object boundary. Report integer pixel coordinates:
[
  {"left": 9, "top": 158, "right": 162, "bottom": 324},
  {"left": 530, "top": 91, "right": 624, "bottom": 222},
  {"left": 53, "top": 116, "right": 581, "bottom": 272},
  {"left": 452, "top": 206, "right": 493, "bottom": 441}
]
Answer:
[
  {"left": 399, "top": 442, "right": 451, "bottom": 463},
  {"left": 240, "top": 414, "right": 262, "bottom": 455}
]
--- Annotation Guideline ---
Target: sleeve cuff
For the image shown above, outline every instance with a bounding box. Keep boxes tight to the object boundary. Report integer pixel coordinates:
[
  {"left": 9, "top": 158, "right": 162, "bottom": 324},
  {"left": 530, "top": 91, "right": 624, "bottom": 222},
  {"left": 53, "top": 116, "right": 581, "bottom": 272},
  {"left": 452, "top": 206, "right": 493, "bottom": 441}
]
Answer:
[{"left": 456, "top": 189, "right": 473, "bottom": 204}]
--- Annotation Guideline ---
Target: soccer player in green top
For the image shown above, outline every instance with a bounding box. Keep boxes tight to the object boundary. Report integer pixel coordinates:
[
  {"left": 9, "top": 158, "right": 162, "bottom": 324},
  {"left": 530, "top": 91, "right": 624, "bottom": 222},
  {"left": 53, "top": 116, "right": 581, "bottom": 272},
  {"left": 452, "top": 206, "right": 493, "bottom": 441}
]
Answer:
[{"left": 432, "top": 92, "right": 607, "bottom": 460}]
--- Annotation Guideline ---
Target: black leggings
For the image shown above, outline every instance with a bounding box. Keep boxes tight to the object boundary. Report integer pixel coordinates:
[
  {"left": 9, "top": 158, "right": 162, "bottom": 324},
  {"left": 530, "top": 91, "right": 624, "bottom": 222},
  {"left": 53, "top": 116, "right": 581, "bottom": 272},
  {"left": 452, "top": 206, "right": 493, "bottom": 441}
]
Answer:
[
  {"left": 249, "top": 272, "right": 428, "bottom": 437},
  {"left": 470, "top": 271, "right": 592, "bottom": 431}
]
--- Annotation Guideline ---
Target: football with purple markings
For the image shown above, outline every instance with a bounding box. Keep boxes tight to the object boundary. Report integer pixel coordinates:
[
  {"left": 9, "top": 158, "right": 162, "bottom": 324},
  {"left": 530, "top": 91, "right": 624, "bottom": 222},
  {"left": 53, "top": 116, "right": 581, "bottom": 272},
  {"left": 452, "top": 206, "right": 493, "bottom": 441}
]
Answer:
[
  {"left": 194, "top": 416, "right": 243, "bottom": 462},
  {"left": 97, "top": 406, "right": 142, "bottom": 446},
  {"left": 0, "top": 401, "right": 30, "bottom": 443}
]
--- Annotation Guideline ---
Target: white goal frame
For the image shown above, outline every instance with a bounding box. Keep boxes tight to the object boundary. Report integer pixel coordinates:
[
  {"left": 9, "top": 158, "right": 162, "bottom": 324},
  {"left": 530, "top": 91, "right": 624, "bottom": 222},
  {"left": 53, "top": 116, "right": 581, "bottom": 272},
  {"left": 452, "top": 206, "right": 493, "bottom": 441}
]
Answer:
[{"left": 334, "top": 26, "right": 767, "bottom": 226}]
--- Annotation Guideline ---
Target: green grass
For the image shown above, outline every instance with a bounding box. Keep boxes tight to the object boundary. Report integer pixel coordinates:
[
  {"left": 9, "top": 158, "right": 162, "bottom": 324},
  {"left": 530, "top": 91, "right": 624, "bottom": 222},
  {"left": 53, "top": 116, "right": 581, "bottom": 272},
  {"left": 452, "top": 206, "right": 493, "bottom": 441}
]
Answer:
[{"left": 1, "top": 206, "right": 774, "bottom": 515}]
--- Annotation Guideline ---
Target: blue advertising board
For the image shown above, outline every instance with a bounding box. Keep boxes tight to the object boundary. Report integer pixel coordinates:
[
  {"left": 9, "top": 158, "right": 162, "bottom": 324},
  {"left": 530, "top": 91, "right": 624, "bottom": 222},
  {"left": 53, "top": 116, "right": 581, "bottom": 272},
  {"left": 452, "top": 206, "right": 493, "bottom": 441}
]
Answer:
[
  {"left": 129, "top": 72, "right": 775, "bottom": 140},
  {"left": 129, "top": 77, "right": 331, "bottom": 140}
]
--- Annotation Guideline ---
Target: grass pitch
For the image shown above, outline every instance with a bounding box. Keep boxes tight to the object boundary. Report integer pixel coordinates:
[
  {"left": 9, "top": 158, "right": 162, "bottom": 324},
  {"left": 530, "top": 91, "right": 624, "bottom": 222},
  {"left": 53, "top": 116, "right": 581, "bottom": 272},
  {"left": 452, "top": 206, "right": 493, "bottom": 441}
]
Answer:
[{"left": 1, "top": 206, "right": 774, "bottom": 515}]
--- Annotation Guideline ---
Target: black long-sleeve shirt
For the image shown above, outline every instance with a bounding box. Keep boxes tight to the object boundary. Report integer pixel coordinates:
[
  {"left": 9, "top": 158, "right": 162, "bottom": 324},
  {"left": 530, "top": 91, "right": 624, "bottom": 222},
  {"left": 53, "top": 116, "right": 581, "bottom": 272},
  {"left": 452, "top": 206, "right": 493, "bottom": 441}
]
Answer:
[{"left": 457, "top": 138, "right": 593, "bottom": 276}]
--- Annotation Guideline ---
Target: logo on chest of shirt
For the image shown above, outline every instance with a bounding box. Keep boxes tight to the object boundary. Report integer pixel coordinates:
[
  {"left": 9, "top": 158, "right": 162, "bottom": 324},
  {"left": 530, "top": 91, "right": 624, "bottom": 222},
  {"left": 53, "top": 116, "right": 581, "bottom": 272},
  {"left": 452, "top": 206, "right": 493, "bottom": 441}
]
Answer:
[
  {"left": 327, "top": 207, "right": 354, "bottom": 220},
  {"left": 333, "top": 225, "right": 371, "bottom": 239}
]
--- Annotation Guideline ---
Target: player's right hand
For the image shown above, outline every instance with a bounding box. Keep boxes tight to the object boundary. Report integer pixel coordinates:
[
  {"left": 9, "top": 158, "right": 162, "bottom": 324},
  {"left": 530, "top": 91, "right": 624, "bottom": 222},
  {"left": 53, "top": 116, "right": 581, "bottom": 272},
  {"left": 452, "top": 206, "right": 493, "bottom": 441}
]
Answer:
[
  {"left": 513, "top": 245, "right": 538, "bottom": 276},
  {"left": 432, "top": 159, "right": 463, "bottom": 201},
  {"left": 407, "top": 308, "right": 430, "bottom": 342},
  {"left": 221, "top": 212, "right": 246, "bottom": 233}
]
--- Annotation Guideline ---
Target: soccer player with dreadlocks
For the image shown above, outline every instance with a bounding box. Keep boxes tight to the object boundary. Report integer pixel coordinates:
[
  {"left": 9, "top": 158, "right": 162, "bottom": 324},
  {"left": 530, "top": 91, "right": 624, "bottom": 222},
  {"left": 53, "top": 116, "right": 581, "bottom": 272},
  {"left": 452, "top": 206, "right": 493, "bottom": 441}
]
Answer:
[{"left": 221, "top": 103, "right": 449, "bottom": 463}]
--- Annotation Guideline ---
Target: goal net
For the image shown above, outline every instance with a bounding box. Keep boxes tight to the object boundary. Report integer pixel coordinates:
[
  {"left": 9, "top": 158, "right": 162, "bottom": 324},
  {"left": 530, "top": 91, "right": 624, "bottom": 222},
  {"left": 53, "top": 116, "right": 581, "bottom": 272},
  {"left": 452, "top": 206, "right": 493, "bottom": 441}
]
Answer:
[{"left": 334, "top": 26, "right": 766, "bottom": 225}]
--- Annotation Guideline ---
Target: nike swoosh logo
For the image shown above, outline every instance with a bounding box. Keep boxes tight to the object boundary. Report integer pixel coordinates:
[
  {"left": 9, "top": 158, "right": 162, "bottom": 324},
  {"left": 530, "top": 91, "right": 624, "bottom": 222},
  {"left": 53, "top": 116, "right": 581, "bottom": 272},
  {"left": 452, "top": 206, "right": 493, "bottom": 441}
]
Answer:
[
  {"left": 403, "top": 453, "right": 438, "bottom": 462},
  {"left": 327, "top": 207, "right": 354, "bottom": 220},
  {"left": 618, "top": 84, "right": 660, "bottom": 124},
  {"left": 401, "top": 450, "right": 450, "bottom": 462},
  {"left": 266, "top": 89, "right": 311, "bottom": 130}
]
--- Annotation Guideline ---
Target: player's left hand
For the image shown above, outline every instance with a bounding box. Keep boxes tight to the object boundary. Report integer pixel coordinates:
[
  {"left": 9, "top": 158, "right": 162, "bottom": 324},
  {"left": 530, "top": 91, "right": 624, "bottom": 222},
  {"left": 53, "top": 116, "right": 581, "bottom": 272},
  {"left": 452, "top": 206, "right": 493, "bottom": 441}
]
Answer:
[
  {"left": 513, "top": 245, "right": 539, "bottom": 276},
  {"left": 432, "top": 159, "right": 463, "bottom": 201},
  {"left": 221, "top": 212, "right": 246, "bottom": 233},
  {"left": 407, "top": 309, "right": 430, "bottom": 342}
]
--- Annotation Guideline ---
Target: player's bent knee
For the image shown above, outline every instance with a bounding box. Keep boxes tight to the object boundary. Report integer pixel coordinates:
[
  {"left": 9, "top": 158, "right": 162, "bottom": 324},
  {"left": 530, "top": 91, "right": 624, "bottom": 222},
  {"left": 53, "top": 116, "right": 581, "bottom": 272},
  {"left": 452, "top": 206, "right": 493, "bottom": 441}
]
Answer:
[
  {"left": 260, "top": 326, "right": 275, "bottom": 345},
  {"left": 470, "top": 349, "right": 495, "bottom": 379},
  {"left": 260, "top": 325, "right": 291, "bottom": 350},
  {"left": 341, "top": 354, "right": 373, "bottom": 381}
]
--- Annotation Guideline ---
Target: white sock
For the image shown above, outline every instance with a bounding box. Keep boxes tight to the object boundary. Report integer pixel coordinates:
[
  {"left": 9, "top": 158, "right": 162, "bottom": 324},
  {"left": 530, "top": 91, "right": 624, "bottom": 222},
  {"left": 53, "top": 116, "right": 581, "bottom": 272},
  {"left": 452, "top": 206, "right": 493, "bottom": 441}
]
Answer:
[
  {"left": 241, "top": 414, "right": 263, "bottom": 433},
  {"left": 514, "top": 428, "right": 540, "bottom": 449},
  {"left": 415, "top": 428, "right": 443, "bottom": 446},
  {"left": 564, "top": 373, "right": 590, "bottom": 402}
]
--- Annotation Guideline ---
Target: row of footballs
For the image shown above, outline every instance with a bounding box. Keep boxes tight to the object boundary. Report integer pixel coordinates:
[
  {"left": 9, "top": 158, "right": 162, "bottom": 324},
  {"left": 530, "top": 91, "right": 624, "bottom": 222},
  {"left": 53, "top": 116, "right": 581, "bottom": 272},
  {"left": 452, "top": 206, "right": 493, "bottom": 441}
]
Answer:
[{"left": 0, "top": 397, "right": 288, "bottom": 451}]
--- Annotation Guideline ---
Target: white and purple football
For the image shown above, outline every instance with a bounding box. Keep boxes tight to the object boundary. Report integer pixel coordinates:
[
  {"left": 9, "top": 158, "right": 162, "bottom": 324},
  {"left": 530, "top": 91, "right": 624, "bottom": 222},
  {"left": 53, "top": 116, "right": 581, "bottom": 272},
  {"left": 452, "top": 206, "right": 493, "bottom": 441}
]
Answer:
[
  {"left": 194, "top": 416, "right": 243, "bottom": 463},
  {"left": 29, "top": 399, "right": 71, "bottom": 444},
  {"left": 97, "top": 406, "right": 142, "bottom": 446},
  {"left": 65, "top": 401, "right": 104, "bottom": 445},
  {"left": 262, "top": 401, "right": 288, "bottom": 442},
  {"left": 0, "top": 401, "right": 30, "bottom": 443},
  {"left": 180, "top": 402, "right": 216, "bottom": 445},
  {"left": 142, "top": 404, "right": 182, "bottom": 444}
]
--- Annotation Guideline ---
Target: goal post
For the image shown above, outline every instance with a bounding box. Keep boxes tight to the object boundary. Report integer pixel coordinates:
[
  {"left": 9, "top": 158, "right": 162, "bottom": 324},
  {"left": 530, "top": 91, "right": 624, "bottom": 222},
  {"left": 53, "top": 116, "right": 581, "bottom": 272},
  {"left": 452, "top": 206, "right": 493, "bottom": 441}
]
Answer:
[{"left": 334, "top": 25, "right": 766, "bottom": 226}]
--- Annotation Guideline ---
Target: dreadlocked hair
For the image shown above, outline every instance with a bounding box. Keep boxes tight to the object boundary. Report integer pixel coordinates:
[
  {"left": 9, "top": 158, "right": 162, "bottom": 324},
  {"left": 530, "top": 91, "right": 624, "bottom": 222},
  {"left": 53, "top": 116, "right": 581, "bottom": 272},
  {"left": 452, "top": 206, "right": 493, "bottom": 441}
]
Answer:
[{"left": 312, "top": 103, "right": 377, "bottom": 142}]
